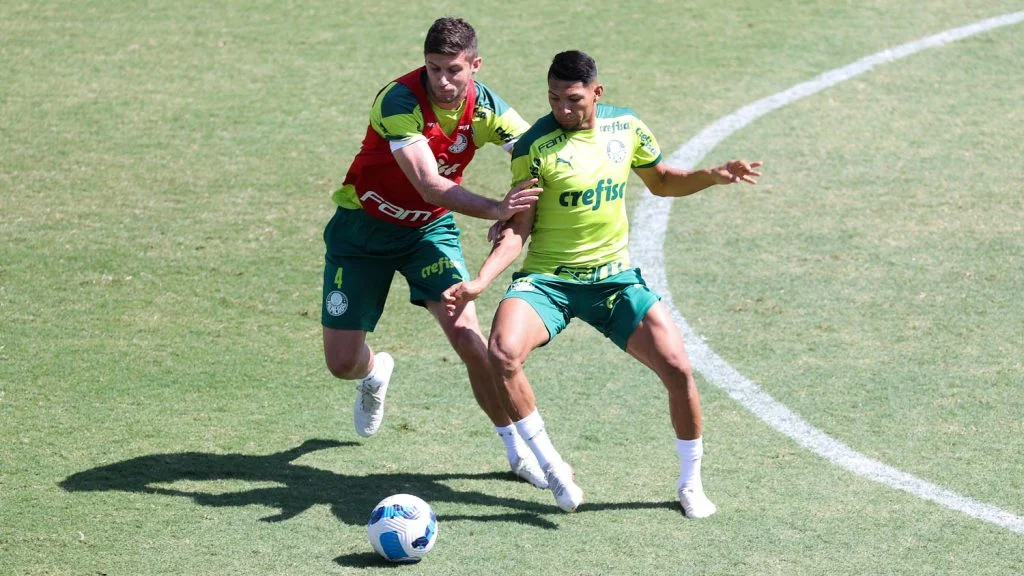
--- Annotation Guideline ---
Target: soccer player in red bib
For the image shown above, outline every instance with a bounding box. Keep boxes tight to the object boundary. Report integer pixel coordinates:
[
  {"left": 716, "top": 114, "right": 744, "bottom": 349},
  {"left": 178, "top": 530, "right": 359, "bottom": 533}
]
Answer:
[{"left": 321, "top": 17, "right": 547, "bottom": 488}]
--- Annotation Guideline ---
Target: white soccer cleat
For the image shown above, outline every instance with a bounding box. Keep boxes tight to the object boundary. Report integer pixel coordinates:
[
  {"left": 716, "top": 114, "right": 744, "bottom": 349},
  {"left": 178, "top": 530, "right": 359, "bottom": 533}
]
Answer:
[
  {"left": 678, "top": 486, "right": 717, "bottom": 519},
  {"left": 510, "top": 454, "right": 548, "bottom": 489},
  {"left": 353, "top": 352, "right": 394, "bottom": 438},
  {"left": 544, "top": 462, "right": 583, "bottom": 512}
]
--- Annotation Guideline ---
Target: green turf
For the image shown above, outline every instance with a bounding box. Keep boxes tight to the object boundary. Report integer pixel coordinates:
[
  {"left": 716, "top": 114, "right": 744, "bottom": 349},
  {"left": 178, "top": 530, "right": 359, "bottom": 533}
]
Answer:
[
  {"left": 2, "top": 1, "right": 1022, "bottom": 574},
  {"left": 671, "top": 17, "right": 1024, "bottom": 509}
]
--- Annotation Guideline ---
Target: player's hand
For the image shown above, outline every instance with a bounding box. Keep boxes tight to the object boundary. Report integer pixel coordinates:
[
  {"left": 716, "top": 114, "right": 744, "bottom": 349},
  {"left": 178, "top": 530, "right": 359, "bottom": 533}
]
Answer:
[
  {"left": 712, "top": 160, "right": 763, "bottom": 185},
  {"left": 442, "top": 279, "right": 487, "bottom": 315},
  {"left": 496, "top": 178, "right": 541, "bottom": 220}
]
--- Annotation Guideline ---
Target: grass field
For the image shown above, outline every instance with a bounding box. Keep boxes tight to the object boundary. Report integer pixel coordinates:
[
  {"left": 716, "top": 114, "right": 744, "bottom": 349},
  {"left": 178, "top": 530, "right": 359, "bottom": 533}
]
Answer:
[{"left": 2, "top": 1, "right": 1022, "bottom": 574}]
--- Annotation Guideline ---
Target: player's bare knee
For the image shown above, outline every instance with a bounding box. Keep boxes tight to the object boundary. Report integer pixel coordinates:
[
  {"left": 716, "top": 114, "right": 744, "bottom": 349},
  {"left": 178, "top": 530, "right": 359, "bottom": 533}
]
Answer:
[
  {"left": 660, "top": 352, "right": 694, "bottom": 380},
  {"left": 487, "top": 337, "right": 522, "bottom": 379},
  {"left": 657, "top": 355, "right": 696, "bottom": 394}
]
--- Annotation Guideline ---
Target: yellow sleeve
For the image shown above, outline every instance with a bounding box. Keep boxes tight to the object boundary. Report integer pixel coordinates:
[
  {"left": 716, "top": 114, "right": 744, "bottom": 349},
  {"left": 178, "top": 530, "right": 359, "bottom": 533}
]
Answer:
[
  {"left": 472, "top": 81, "right": 530, "bottom": 149},
  {"left": 631, "top": 116, "right": 662, "bottom": 169},
  {"left": 511, "top": 149, "right": 538, "bottom": 187},
  {"left": 369, "top": 82, "right": 425, "bottom": 142}
]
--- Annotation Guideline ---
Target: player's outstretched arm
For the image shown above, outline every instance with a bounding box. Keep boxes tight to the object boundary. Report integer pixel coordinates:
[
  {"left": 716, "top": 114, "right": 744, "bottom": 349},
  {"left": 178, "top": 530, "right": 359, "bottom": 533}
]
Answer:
[
  {"left": 635, "top": 160, "right": 763, "bottom": 198},
  {"left": 442, "top": 206, "right": 535, "bottom": 315},
  {"left": 393, "top": 139, "right": 541, "bottom": 220}
]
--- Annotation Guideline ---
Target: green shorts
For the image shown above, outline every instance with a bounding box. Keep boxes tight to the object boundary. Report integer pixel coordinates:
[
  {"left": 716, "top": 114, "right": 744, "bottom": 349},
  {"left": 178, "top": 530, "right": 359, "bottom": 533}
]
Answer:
[
  {"left": 501, "top": 268, "right": 661, "bottom": 350},
  {"left": 321, "top": 207, "right": 469, "bottom": 331}
]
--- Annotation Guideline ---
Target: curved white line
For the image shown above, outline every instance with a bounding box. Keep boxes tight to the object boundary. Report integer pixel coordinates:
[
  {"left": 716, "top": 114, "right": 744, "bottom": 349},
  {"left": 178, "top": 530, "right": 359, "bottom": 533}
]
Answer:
[{"left": 630, "top": 12, "right": 1024, "bottom": 534}]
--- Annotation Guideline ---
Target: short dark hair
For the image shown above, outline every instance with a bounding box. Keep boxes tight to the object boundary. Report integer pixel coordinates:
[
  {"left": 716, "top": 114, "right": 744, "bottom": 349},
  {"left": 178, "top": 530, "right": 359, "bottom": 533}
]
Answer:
[
  {"left": 548, "top": 50, "right": 597, "bottom": 84},
  {"left": 424, "top": 17, "right": 478, "bottom": 58}
]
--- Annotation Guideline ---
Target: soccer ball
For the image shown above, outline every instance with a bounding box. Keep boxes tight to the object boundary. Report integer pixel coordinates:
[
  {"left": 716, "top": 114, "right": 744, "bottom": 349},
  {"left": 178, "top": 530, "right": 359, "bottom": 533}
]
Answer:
[{"left": 366, "top": 494, "right": 438, "bottom": 563}]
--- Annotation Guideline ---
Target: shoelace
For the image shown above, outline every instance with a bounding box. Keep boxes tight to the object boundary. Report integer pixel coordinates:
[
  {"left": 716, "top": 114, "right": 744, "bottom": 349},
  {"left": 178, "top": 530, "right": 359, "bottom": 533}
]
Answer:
[
  {"left": 357, "top": 382, "right": 382, "bottom": 411},
  {"left": 546, "top": 471, "right": 568, "bottom": 496}
]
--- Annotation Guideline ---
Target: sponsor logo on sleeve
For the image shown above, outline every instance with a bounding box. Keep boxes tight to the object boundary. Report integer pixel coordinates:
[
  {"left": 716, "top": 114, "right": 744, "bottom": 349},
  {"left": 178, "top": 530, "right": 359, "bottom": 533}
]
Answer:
[
  {"left": 636, "top": 127, "right": 658, "bottom": 157},
  {"left": 494, "top": 125, "right": 516, "bottom": 143}
]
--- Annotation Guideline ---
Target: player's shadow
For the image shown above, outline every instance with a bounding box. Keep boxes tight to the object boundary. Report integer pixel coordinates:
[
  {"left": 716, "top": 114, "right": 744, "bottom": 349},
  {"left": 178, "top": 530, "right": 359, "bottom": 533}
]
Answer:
[
  {"left": 59, "top": 439, "right": 567, "bottom": 529},
  {"left": 60, "top": 439, "right": 678, "bottom": 566}
]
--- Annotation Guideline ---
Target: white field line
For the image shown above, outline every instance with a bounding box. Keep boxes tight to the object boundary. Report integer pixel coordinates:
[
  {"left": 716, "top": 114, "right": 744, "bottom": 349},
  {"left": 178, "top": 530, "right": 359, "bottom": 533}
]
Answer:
[{"left": 630, "top": 11, "right": 1024, "bottom": 534}]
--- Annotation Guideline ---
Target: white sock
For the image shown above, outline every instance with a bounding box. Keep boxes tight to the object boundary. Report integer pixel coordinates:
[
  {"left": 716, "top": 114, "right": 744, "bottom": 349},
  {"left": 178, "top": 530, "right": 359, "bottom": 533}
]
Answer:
[
  {"left": 513, "top": 409, "right": 564, "bottom": 471},
  {"left": 359, "top": 354, "right": 383, "bottom": 387},
  {"left": 676, "top": 437, "right": 704, "bottom": 491},
  {"left": 495, "top": 424, "right": 527, "bottom": 463}
]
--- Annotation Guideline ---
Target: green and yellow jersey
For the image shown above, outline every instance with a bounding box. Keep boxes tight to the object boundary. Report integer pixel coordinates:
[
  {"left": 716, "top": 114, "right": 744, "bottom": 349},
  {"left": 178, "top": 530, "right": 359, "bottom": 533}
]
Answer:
[
  {"left": 334, "top": 77, "right": 530, "bottom": 209},
  {"left": 511, "top": 103, "right": 662, "bottom": 279}
]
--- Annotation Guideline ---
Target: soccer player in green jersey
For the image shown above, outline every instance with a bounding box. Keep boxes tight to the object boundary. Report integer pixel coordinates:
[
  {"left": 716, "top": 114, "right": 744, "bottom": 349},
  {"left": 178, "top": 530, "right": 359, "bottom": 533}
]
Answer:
[
  {"left": 443, "top": 50, "right": 762, "bottom": 516},
  {"left": 322, "top": 17, "right": 547, "bottom": 488}
]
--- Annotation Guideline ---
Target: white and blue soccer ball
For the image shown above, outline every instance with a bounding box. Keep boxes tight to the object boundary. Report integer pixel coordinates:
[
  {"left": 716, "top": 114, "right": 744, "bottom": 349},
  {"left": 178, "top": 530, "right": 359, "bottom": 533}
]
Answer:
[{"left": 367, "top": 494, "right": 438, "bottom": 563}]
